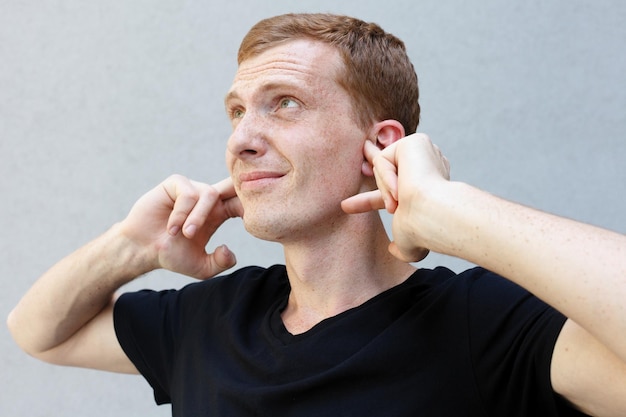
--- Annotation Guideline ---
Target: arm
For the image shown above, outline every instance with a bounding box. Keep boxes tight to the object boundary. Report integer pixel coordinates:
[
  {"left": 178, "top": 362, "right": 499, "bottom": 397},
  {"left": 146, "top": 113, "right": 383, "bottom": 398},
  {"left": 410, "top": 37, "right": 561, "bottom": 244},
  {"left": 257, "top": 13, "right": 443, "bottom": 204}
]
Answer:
[
  {"left": 342, "top": 134, "right": 626, "bottom": 414},
  {"left": 7, "top": 175, "right": 242, "bottom": 373}
]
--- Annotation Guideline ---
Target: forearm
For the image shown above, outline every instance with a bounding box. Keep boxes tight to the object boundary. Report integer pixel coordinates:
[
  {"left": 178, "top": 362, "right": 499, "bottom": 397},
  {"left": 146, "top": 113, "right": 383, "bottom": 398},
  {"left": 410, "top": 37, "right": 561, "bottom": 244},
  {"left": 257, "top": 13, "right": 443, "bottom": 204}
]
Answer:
[
  {"left": 7, "top": 223, "right": 152, "bottom": 357},
  {"left": 424, "top": 181, "right": 626, "bottom": 359}
]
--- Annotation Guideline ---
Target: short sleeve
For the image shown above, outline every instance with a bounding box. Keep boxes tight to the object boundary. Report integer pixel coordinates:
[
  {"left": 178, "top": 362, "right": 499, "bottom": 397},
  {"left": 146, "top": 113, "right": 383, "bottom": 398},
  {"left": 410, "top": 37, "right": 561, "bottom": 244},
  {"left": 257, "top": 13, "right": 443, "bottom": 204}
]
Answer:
[
  {"left": 114, "top": 289, "right": 181, "bottom": 404},
  {"left": 466, "top": 268, "right": 588, "bottom": 416},
  {"left": 112, "top": 267, "right": 282, "bottom": 409}
]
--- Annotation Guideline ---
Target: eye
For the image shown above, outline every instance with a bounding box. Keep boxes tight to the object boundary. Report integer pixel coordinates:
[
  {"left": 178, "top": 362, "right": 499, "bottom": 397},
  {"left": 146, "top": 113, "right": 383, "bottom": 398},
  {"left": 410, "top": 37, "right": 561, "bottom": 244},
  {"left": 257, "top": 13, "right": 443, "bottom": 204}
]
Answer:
[
  {"left": 279, "top": 98, "right": 298, "bottom": 109},
  {"left": 229, "top": 107, "right": 245, "bottom": 120}
]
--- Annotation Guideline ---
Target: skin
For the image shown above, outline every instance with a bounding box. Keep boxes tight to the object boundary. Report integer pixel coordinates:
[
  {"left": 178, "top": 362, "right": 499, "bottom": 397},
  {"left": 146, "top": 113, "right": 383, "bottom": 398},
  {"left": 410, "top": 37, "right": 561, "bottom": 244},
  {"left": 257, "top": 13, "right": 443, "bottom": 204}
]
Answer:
[
  {"left": 7, "top": 38, "right": 626, "bottom": 415},
  {"left": 343, "top": 137, "right": 626, "bottom": 415},
  {"left": 224, "top": 40, "right": 369, "bottom": 243},
  {"left": 224, "top": 40, "right": 415, "bottom": 329}
]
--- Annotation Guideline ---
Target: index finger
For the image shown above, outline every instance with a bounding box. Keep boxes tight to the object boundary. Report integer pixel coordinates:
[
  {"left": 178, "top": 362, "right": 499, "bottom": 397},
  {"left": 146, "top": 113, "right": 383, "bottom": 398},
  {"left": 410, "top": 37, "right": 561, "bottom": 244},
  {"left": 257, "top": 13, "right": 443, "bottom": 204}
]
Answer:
[
  {"left": 366, "top": 139, "right": 399, "bottom": 204},
  {"left": 211, "top": 177, "right": 237, "bottom": 200},
  {"left": 363, "top": 140, "right": 382, "bottom": 165},
  {"left": 211, "top": 176, "right": 243, "bottom": 219}
]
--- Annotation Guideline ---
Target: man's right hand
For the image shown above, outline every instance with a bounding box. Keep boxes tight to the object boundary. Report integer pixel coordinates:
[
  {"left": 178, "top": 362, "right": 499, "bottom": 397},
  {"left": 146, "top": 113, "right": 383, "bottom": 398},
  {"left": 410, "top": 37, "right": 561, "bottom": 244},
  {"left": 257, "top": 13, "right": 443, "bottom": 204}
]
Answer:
[
  {"left": 119, "top": 175, "right": 243, "bottom": 279},
  {"left": 8, "top": 175, "right": 243, "bottom": 373}
]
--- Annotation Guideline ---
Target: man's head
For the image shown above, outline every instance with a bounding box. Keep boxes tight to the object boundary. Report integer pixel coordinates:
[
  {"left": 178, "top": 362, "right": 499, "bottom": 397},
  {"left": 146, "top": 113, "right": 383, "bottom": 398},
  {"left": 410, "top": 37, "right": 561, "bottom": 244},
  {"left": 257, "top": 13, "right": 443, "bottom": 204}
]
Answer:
[
  {"left": 237, "top": 13, "right": 420, "bottom": 135},
  {"left": 225, "top": 14, "right": 419, "bottom": 243}
]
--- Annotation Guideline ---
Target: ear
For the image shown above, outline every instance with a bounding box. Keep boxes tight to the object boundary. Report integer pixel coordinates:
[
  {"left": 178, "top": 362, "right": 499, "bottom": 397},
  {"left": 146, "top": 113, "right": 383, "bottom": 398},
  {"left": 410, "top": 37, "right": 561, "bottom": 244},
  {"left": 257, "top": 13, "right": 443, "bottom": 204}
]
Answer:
[
  {"left": 371, "top": 120, "right": 405, "bottom": 149},
  {"left": 361, "top": 120, "right": 405, "bottom": 177}
]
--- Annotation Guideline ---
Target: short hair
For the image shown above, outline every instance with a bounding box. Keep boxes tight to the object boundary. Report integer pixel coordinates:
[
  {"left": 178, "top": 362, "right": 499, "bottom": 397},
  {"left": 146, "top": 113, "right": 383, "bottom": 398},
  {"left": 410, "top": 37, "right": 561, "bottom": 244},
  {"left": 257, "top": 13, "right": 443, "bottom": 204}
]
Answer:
[{"left": 238, "top": 13, "right": 420, "bottom": 134}]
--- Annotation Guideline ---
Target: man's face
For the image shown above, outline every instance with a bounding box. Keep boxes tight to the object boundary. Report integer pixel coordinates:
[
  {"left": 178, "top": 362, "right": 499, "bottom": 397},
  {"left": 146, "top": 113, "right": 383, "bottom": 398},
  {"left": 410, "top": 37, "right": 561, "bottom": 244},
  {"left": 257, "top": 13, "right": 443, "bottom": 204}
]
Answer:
[{"left": 225, "top": 39, "right": 370, "bottom": 242}]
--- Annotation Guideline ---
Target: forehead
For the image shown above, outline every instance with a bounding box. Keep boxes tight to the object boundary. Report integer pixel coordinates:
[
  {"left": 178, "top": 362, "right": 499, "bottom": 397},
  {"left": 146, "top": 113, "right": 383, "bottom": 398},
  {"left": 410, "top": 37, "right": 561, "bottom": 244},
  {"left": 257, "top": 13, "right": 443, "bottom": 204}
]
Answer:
[{"left": 226, "top": 39, "right": 344, "bottom": 101}]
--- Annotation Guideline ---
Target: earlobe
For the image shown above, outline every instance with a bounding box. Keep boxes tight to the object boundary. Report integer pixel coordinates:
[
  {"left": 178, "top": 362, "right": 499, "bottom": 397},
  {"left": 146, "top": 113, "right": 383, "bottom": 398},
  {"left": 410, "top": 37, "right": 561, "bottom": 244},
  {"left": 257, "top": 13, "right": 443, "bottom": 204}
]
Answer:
[
  {"left": 361, "top": 159, "right": 374, "bottom": 177},
  {"left": 372, "top": 120, "right": 405, "bottom": 149}
]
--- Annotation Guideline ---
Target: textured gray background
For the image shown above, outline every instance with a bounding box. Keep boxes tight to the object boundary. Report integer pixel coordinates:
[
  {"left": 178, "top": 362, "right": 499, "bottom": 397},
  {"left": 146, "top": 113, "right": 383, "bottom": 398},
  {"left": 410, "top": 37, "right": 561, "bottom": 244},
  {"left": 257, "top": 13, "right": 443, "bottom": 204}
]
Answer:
[{"left": 2, "top": 1, "right": 624, "bottom": 415}]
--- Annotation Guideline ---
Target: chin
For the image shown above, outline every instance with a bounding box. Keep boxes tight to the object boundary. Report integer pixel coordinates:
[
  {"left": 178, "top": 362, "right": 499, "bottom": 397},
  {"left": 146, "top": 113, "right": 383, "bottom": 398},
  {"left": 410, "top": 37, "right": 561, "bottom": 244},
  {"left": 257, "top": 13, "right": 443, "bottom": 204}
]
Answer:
[{"left": 242, "top": 213, "right": 286, "bottom": 243}]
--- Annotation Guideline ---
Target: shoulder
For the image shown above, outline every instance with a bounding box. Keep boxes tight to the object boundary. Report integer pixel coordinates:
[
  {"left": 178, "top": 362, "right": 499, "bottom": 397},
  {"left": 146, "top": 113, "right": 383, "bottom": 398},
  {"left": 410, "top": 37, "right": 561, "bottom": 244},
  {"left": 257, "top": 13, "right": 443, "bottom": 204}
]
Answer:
[
  {"left": 420, "top": 266, "right": 565, "bottom": 331},
  {"left": 407, "top": 266, "right": 566, "bottom": 347},
  {"left": 416, "top": 266, "right": 540, "bottom": 303},
  {"left": 407, "top": 265, "right": 515, "bottom": 301},
  {"left": 115, "top": 264, "right": 288, "bottom": 319}
]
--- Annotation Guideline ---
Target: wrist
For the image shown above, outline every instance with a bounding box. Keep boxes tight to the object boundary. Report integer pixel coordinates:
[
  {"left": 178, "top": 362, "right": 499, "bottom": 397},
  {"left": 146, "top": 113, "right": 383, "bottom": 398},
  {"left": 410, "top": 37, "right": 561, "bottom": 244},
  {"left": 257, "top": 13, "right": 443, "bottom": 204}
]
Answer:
[
  {"left": 106, "top": 223, "right": 159, "bottom": 280},
  {"left": 411, "top": 180, "right": 478, "bottom": 256}
]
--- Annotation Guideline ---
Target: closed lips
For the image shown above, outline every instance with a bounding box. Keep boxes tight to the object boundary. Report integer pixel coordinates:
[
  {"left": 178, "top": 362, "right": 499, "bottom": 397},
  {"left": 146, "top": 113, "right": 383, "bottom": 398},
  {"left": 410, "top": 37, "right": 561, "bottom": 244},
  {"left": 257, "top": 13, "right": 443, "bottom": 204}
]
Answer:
[{"left": 239, "top": 171, "right": 285, "bottom": 182}]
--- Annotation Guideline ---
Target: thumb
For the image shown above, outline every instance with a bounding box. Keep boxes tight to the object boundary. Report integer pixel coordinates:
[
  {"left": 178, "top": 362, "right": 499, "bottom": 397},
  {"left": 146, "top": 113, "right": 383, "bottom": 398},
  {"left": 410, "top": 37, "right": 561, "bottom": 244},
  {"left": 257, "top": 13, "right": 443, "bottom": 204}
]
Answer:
[{"left": 198, "top": 244, "right": 237, "bottom": 279}]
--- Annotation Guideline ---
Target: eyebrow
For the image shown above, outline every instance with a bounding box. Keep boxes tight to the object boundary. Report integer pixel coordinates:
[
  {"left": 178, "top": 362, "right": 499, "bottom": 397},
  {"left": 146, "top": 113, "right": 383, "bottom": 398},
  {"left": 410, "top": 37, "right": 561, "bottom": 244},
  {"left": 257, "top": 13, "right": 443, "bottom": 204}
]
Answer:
[{"left": 223, "top": 90, "right": 240, "bottom": 107}]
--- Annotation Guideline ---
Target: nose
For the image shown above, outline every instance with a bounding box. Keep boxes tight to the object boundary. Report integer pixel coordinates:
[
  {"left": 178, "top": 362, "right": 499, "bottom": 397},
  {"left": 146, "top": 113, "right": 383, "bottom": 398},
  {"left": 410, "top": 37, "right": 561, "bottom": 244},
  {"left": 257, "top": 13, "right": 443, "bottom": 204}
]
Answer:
[{"left": 226, "top": 112, "right": 268, "bottom": 161}]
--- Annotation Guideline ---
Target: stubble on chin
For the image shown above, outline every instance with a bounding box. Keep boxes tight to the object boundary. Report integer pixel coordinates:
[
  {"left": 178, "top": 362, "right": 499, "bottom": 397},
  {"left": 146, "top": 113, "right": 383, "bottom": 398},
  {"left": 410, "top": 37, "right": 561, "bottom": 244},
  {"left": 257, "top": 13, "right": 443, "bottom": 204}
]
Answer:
[{"left": 240, "top": 204, "right": 286, "bottom": 242}]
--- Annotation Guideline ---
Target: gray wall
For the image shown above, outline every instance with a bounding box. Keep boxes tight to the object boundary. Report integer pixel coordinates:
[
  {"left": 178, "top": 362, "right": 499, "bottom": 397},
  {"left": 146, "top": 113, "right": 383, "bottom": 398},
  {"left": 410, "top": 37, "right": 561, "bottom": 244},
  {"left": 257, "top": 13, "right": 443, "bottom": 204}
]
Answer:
[{"left": 2, "top": 1, "right": 624, "bottom": 415}]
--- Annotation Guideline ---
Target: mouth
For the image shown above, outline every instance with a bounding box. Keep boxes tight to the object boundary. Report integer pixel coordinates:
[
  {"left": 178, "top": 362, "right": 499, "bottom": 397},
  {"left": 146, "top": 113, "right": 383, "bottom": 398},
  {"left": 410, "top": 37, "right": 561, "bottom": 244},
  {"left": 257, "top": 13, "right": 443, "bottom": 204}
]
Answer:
[{"left": 238, "top": 171, "right": 286, "bottom": 190}]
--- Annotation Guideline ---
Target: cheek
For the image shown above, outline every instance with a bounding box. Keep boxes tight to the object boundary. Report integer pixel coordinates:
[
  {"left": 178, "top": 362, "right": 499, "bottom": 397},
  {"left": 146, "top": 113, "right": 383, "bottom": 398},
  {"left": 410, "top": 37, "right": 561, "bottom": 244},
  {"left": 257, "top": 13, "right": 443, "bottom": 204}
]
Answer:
[
  {"left": 293, "top": 120, "right": 366, "bottom": 183},
  {"left": 316, "top": 129, "right": 363, "bottom": 163},
  {"left": 224, "top": 149, "right": 235, "bottom": 174},
  {"left": 328, "top": 142, "right": 365, "bottom": 171},
  {"left": 311, "top": 145, "right": 359, "bottom": 174},
  {"left": 314, "top": 146, "right": 365, "bottom": 188}
]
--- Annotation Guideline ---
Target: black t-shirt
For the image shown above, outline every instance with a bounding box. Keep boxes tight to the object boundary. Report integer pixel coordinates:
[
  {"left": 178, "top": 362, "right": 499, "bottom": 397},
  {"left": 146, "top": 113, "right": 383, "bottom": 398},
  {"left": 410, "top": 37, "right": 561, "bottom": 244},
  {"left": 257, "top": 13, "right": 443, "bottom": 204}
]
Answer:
[{"left": 114, "top": 265, "right": 587, "bottom": 416}]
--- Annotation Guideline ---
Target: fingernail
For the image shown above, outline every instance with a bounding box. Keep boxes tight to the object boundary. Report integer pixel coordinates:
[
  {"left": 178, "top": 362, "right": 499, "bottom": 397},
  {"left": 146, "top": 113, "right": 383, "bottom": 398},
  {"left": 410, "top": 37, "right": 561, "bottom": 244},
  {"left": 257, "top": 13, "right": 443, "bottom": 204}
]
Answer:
[
  {"left": 169, "top": 226, "right": 180, "bottom": 236},
  {"left": 184, "top": 224, "right": 197, "bottom": 237},
  {"left": 220, "top": 244, "right": 236, "bottom": 264}
]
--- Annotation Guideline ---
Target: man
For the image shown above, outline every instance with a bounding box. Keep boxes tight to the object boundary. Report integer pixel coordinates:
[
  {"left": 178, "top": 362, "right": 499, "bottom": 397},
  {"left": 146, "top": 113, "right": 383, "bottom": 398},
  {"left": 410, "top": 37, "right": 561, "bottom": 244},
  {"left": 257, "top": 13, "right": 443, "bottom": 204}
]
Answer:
[{"left": 8, "top": 13, "right": 626, "bottom": 416}]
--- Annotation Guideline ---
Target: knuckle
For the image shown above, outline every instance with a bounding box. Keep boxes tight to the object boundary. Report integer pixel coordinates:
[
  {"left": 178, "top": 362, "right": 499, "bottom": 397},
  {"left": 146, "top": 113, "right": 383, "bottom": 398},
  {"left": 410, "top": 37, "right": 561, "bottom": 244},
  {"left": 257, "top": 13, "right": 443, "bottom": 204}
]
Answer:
[
  {"left": 191, "top": 180, "right": 219, "bottom": 201},
  {"left": 188, "top": 188, "right": 200, "bottom": 202},
  {"left": 166, "top": 173, "right": 185, "bottom": 183},
  {"left": 205, "top": 185, "right": 220, "bottom": 200},
  {"left": 194, "top": 187, "right": 219, "bottom": 209}
]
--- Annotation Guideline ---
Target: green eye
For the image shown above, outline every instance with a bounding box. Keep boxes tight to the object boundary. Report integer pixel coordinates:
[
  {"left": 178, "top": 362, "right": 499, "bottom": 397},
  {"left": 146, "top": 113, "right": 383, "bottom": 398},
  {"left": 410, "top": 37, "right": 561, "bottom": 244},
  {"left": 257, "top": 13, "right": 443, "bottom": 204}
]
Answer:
[
  {"left": 232, "top": 109, "right": 245, "bottom": 119},
  {"left": 279, "top": 98, "right": 298, "bottom": 109}
]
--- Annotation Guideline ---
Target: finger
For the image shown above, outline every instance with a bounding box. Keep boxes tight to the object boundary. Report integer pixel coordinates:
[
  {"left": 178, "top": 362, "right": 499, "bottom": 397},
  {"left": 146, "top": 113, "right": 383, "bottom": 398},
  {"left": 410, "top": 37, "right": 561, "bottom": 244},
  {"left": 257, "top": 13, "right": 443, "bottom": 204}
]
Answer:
[
  {"left": 210, "top": 176, "right": 244, "bottom": 218},
  {"left": 363, "top": 139, "right": 382, "bottom": 165},
  {"left": 211, "top": 176, "right": 237, "bottom": 200},
  {"left": 371, "top": 152, "right": 399, "bottom": 211},
  {"left": 223, "top": 195, "right": 244, "bottom": 218},
  {"left": 341, "top": 190, "right": 385, "bottom": 214},
  {"left": 181, "top": 184, "right": 222, "bottom": 238},
  {"left": 443, "top": 156, "right": 451, "bottom": 180},
  {"left": 355, "top": 141, "right": 400, "bottom": 213},
  {"left": 163, "top": 175, "right": 203, "bottom": 236}
]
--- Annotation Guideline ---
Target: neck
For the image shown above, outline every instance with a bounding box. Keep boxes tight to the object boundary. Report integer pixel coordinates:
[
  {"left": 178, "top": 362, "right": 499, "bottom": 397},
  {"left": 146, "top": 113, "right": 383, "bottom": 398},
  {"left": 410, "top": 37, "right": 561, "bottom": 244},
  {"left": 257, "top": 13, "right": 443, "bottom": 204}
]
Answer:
[{"left": 280, "top": 212, "right": 416, "bottom": 334}]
